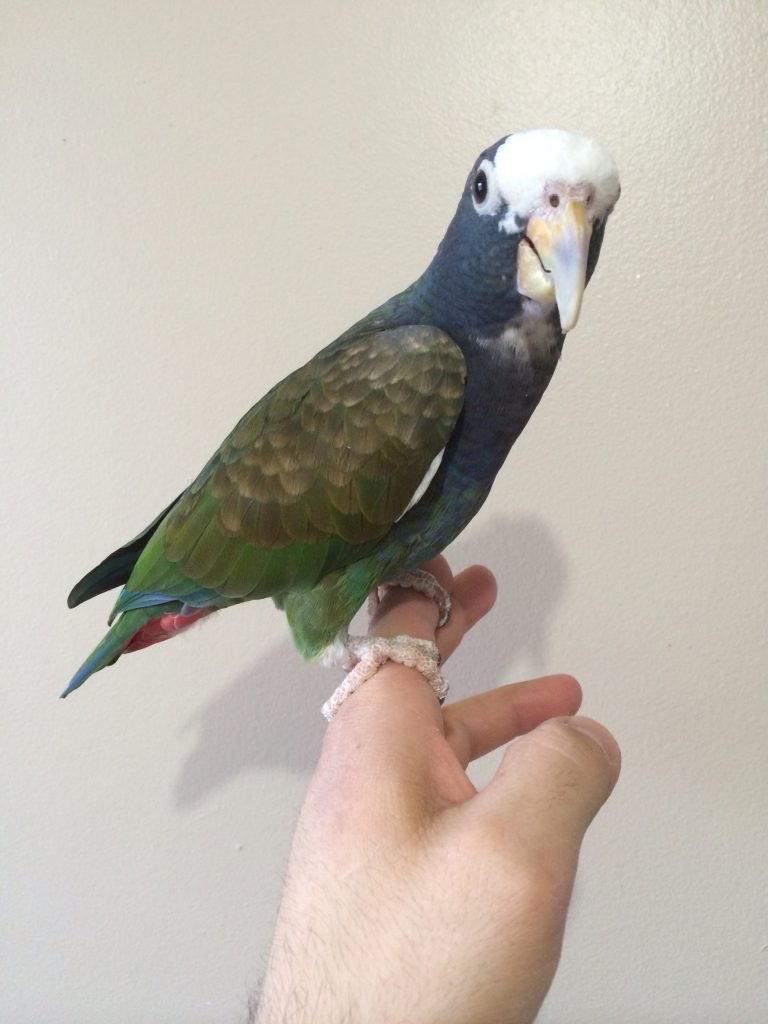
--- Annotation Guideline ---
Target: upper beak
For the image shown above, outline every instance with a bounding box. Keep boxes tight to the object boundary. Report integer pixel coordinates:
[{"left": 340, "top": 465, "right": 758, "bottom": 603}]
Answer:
[{"left": 518, "top": 199, "right": 592, "bottom": 332}]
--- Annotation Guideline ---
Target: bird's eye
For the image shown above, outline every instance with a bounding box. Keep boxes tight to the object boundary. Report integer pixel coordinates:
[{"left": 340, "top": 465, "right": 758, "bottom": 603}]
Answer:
[
  {"left": 473, "top": 170, "right": 488, "bottom": 203},
  {"left": 548, "top": 193, "right": 560, "bottom": 208}
]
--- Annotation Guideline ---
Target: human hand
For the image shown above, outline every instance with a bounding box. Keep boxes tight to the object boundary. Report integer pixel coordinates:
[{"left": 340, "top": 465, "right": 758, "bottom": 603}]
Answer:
[{"left": 256, "top": 557, "right": 620, "bottom": 1024}]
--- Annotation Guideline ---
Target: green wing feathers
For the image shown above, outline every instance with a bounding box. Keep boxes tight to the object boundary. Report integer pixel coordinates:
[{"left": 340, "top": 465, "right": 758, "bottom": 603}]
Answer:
[{"left": 124, "top": 326, "right": 466, "bottom": 604}]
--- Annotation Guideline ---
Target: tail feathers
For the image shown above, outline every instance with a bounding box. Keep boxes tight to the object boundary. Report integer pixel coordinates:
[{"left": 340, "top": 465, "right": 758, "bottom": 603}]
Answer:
[{"left": 62, "top": 604, "right": 176, "bottom": 698}]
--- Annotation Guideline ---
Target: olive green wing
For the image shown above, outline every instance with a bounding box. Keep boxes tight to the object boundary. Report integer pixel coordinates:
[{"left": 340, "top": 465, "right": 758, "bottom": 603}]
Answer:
[{"left": 118, "top": 326, "right": 465, "bottom": 607}]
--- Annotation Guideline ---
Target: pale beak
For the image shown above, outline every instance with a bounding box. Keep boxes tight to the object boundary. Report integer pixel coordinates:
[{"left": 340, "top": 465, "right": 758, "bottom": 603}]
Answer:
[{"left": 517, "top": 199, "right": 592, "bottom": 332}]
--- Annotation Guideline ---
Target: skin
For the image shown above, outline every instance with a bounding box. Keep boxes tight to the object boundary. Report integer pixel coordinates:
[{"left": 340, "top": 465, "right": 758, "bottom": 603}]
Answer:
[{"left": 255, "top": 556, "right": 621, "bottom": 1024}]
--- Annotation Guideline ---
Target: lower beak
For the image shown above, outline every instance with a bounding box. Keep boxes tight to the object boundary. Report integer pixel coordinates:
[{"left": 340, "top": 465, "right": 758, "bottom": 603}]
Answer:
[{"left": 517, "top": 199, "right": 592, "bottom": 332}]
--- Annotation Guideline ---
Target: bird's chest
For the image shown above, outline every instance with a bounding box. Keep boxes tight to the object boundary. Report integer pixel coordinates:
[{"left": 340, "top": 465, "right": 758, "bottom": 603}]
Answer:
[
  {"left": 458, "top": 315, "right": 562, "bottom": 457},
  {"left": 381, "top": 318, "right": 561, "bottom": 569}
]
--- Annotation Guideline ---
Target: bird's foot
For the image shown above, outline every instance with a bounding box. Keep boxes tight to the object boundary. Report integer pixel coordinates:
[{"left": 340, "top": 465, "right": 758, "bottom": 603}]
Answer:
[
  {"left": 366, "top": 569, "right": 452, "bottom": 627},
  {"left": 321, "top": 634, "right": 447, "bottom": 722},
  {"left": 321, "top": 569, "right": 451, "bottom": 721}
]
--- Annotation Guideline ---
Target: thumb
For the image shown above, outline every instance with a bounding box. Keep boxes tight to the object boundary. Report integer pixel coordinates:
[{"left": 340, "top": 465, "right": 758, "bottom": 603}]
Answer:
[{"left": 477, "top": 716, "right": 621, "bottom": 864}]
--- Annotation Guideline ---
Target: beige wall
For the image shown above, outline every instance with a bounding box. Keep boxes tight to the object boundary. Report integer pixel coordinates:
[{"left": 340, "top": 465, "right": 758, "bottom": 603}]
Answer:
[{"left": 3, "top": 2, "right": 766, "bottom": 1020}]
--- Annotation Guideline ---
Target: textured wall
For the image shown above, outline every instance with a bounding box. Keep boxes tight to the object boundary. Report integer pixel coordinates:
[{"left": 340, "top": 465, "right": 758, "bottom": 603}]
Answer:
[{"left": 3, "top": 2, "right": 767, "bottom": 1021}]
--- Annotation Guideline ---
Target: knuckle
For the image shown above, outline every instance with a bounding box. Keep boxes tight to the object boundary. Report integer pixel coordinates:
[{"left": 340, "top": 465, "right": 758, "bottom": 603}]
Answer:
[
  {"left": 460, "top": 820, "right": 572, "bottom": 916},
  {"left": 515, "top": 855, "right": 574, "bottom": 920}
]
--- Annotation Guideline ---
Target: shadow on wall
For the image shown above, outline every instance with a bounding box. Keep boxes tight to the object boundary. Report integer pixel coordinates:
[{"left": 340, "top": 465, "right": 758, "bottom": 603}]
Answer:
[{"left": 174, "top": 513, "right": 569, "bottom": 808}]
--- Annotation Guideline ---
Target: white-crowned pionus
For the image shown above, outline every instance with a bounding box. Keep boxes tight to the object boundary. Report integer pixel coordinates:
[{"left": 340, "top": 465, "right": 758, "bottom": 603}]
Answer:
[{"left": 66, "top": 129, "right": 620, "bottom": 716}]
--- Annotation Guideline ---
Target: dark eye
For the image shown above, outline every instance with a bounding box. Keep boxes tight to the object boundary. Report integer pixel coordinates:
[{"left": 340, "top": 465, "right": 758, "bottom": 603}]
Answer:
[
  {"left": 548, "top": 193, "right": 560, "bottom": 208},
  {"left": 473, "top": 170, "right": 488, "bottom": 203}
]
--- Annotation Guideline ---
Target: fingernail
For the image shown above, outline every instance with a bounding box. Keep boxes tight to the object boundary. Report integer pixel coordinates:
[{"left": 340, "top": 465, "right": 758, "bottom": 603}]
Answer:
[{"left": 566, "top": 716, "right": 621, "bottom": 767}]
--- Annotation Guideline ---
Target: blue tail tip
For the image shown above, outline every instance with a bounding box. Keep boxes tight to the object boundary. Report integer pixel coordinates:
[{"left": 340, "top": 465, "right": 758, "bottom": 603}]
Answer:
[{"left": 60, "top": 672, "right": 86, "bottom": 699}]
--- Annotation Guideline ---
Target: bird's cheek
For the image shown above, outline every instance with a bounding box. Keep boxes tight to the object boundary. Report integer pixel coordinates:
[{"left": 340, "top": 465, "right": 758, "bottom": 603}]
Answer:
[{"left": 517, "top": 240, "right": 555, "bottom": 305}]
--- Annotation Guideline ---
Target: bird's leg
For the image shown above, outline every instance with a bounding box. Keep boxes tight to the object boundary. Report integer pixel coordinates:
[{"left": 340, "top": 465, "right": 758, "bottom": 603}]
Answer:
[{"left": 322, "top": 570, "right": 451, "bottom": 722}]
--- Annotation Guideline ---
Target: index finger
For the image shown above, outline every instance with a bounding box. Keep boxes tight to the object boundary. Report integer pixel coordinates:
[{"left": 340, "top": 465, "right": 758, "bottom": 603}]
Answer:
[{"left": 443, "top": 675, "right": 584, "bottom": 769}]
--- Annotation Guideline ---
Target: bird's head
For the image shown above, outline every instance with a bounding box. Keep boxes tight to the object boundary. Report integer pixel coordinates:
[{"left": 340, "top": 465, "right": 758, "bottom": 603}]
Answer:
[{"left": 427, "top": 128, "right": 620, "bottom": 335}]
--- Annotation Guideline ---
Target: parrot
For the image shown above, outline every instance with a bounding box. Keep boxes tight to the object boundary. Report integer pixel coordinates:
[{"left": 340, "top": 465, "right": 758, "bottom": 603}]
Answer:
[{"left": 65, "top": 128, "right": 620, "bottom": 712}]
